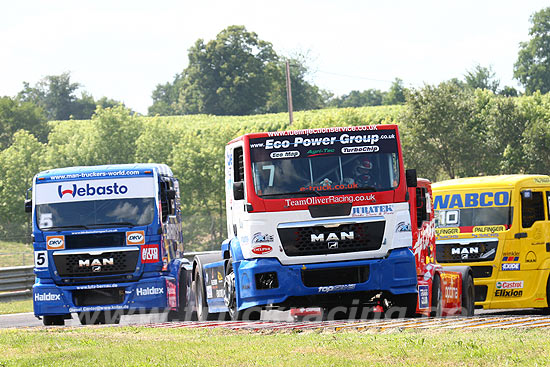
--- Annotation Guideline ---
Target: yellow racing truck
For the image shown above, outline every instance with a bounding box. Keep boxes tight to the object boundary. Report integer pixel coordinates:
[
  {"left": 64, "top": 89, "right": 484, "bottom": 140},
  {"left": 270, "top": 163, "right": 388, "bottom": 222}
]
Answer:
[{"left": 432, "top": 175, "right": 550, "bottom": 311}]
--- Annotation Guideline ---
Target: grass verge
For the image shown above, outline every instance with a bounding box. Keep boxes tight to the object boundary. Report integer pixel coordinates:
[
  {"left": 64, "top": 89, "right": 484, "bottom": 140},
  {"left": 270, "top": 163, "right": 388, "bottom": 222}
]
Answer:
[
  {"left": 0, "top": 241, "right": 33, "bottom": 268},
  {"left": 0, "top": 327, "right": 548, "bottom": 366},
  {"left": 0, "top": 299, "right": 33, "bottom": 315}
]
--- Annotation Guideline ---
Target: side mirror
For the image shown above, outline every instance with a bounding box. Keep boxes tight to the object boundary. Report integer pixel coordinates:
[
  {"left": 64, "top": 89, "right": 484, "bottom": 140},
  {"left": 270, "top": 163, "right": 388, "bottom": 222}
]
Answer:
[
  {"left": 233, "top": 182, "right": 244, "bottom": 201},
  {"left": 406, "top": 169, "right": 417, "bottom": 188},
  {"left": 25, "top": 199, "right": 32, "bottom": 213}
]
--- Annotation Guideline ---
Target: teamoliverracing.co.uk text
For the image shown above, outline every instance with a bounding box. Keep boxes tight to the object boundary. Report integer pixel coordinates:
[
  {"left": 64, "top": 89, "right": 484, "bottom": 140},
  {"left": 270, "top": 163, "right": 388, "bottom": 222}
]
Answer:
[{"left": 284, "top": 194, "right": 374, "bottom": 207}]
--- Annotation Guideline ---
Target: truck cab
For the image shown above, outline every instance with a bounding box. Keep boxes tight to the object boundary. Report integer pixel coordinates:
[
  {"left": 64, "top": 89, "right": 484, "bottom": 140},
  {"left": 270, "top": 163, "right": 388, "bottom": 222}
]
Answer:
[
  {"left": 193, "top": 125, "right": 474, "bottom": 320},
  {"left": 27, "top": 164, "right": 191, "bottom": 325}
]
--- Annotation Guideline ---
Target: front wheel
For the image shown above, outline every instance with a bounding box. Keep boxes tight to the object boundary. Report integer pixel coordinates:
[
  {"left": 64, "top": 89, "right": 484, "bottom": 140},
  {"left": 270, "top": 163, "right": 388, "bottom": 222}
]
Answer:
[
  {"left": 224, "top": 261, "right": 260, "bottom": 321},
  {"left": 42, "top": 315, "right": 65, "bottom": 326},
  {"left": 460, "top": 272, "right": 475, "bottom": 316}
]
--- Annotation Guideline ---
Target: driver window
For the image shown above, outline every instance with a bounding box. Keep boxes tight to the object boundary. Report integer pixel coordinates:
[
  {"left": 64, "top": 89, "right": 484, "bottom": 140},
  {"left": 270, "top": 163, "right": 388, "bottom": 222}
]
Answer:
[{"left": 521, "top": 190, "right": 544, "bottom": 228}]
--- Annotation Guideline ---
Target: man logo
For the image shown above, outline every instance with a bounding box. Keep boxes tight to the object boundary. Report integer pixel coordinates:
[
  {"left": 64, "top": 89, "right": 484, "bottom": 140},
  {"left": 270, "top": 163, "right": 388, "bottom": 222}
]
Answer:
[
  {"left": 327, "top": 241, "right": 339, "bottom": 249},
  {"left": 126, "top": 231, "right": 145, "bottom": 245},
  {"left": 46, "top": 236, "right": 65, "bottom": 250},
  {"left": 311, "top": 232, "right": 354, "bottom": 242}
]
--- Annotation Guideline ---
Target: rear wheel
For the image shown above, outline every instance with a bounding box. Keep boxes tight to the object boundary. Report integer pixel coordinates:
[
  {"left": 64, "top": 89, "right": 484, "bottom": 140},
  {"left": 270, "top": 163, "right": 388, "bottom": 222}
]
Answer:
[
  {"left": 224, "top": 261, "right": 260, "bottom": 321},
  {"left": 193, "top": 264, "right": 226, "bottom": 321},
  {"left": 168, "top": 270, "right": 197, "bottom": 321},
  {"left": 431, "top": 275, "right": 443, "bottom": 317},
  {"left": 42, "top": 315, "right": 65, "bottom": 326}
]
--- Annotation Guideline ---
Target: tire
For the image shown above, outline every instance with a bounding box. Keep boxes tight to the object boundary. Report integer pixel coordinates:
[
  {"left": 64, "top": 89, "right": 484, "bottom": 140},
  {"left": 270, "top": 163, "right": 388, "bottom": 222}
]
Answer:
[
  {"left": 42, "top": 315, "right": 65, "bottom": 326},
  {"left": 168, "top": 270, "right": 197, "bottom": 321},
  {"left": 386, "top": 293, "right": 417, "bottom": 319},
  {"left": 224, "top": 261, "right": 260, "bottom": 321},
  {"left": 193, "top": 264, "right": 226, "bottom": 321},
  {"left": 460, "top": 272, "right": 475, "bottom": 316},
  {"left": 431, "top": 275, "right": 443, "bottom": 317},
  {"left": 78, "top": 310, "right": 121, "bottom": 325}
]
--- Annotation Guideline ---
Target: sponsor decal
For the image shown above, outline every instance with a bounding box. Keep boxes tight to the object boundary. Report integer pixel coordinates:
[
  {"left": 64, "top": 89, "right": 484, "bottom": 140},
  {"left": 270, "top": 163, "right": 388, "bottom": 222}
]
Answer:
[
  {"left": 526, "top": 251, "right": 537, "bottom": 263},
  {"left": 307, "top": 148, "right": 335, "bottom": 157},
  {"left": 418, "top": 285, "right": 429, "bottom": 309},
  {"left": 216, "top": 289, "right": 225, "bottom": 298},
  {"left": 435, "top": 227, "right": 460, "bottom": 235},
  {"left": 451, "top": 247, "right": 479, "bottom": 260},
  {"left": 141, "top": 245, "right": 159, "bottom": 263},
  {"left": 285, "top": 194, "right": 375, "bottom": 208},
  {"left": 69, "top": 305, "right": 130, "bottom": 313},
  {"left": 34, "top": 292, "right": 61, "bottom": 302},
  {"left": 396, "top": 221, "right": 411, "bottom": 232},
  {"left": 341, "top": 146, "right": 379, "bottom": 154},
  {"left": 126, "top": 230, "right": 145, "bottom": 245},
  {"left": 434, "top": 191, "right": 510, "bottom": 210},
  {"left": 533, "top": 177, "right": 550, "bottom": 184},
  {"left": 501, "top": 263, "right": 521, "bottom": 271},
  {"left": 251, "top": 244, "right": 273, "bottom": 255},
  {"left": 318, "top": 284, "right": 356, "bottom": 293},
  {"left": 495, "top": 289, "right": 523, "bottom": 297},
  {"left": 473, "top": 225, "right": 505, "bottom": 233},
  {"left": 270, "top": 151, "right": 300, "bottom": 159},
  {"left": 46, "top": 235, "right": 65, "bottom": 250},
  {"left": 496, "top": 280, "right": 524, "bottom": 289},
  {"left": 502, "top": 256, "right": 519, "bottom": 262},
  {"left": 352, "top": 204, "right": 394, "bottom": 217},
  {"left": 503, "top": 251, "right": 519, "bottom": 257},
  {"left": 136, "top": 286, "right": 164, "bottom": 297},
  {"left": 76, "top": 283, "right": 119, "bottom": 290},
  {"left": 57, "top": 182, "right": 128, "bottom": 199},
  {"left": 300, "top": 183, "right": 358, "bottom": 192},
  {"left": 252, "top": 232, "right": 274, "bottom": 243},
  {"left": 206, "top": 285, "right": 213, "bottom": 298},
  {"left": 166, "top": 280, "right": 177, "bottom": 308}
]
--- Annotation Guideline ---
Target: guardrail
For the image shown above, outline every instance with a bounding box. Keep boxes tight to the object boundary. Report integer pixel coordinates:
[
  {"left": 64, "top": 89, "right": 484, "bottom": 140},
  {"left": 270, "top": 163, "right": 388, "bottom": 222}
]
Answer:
[
  {"left": 0, "top": 251, "right": 218, "bottom": 302},
  {"left": 0, "top": 265, "right": 34, "bottom": 302}
]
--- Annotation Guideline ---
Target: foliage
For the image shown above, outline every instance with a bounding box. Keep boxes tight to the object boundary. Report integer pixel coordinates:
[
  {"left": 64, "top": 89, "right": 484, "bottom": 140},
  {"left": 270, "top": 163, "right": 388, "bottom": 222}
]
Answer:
[
  {"left": 383, "top": 78, "right": 407, "bottom": 105},
  {"left": 514, "top": 7, "right": 550, "bottom": 94},
  {"left": 329, "top": 89, "right": 385, "bottom": 108},
  {"left": 0, "top": 96, "right": 48, "bottom": 149},
  {"left": 464, "top": 64, "right": 500, "bottom": 93},
  {"left": 17, "top": 72, "right": 123, "bottom": 121}
]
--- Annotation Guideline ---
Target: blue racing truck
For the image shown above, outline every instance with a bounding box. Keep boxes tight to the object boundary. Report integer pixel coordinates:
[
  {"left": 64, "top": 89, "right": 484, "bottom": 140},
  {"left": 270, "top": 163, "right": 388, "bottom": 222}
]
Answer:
[{"left": 25, "top": 164, "right": 193, "bottom": 325}]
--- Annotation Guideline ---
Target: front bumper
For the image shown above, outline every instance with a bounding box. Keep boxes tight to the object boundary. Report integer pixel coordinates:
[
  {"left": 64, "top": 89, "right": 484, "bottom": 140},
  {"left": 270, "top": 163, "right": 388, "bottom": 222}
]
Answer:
[
  {"left": 235, "top": 247, "right": 417, "bottom": 310},
  {"left": 33, "top": 275, "right": 177, "bottom": 316}
]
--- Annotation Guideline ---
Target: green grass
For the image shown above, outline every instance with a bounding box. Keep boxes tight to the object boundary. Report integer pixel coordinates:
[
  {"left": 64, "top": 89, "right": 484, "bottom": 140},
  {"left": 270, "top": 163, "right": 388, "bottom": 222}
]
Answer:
[
  {"left": 0, "top": 327, "right": 548, "bottom": 366},
  {"left": 0, "top": 299, "right": 33, "bottom": 315},
  {"left": 0, "top": 241, "right": 33, "bottom": 268}
]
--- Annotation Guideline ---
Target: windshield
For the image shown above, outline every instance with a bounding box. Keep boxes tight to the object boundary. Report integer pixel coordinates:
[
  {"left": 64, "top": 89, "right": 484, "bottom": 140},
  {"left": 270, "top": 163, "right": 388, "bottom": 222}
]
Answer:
[
  {"left": 36, "top": 198, "right": 156, "bottom": 230},
  {"left": 249, "top": 129, "right": 400, "bottom": 197}
]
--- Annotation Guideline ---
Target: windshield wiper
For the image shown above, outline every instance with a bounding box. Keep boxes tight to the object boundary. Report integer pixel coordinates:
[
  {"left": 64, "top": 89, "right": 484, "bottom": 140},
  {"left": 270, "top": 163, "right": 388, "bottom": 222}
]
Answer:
[
  {"left": 87, "top": 222, "right": 137, "bottom": 228},
  {"left": 44, "top": 225, "right": 89, "bottom": 231}
]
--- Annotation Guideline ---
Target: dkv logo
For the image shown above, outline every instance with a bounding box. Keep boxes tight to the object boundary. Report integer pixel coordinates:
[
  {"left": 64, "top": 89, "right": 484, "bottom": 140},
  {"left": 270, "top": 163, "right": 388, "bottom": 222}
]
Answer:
[
  {"left": 141, "top": 245, "right": 159, "bottom": 263},
  {"left": 126, "top": 231, "right": 145, "bottom": 245},
  {"left": 57, "top": 182, "right": 128, "bottom": 199},
  {"left": 46, "top": 235, "right": 65, "bottom": 250}
]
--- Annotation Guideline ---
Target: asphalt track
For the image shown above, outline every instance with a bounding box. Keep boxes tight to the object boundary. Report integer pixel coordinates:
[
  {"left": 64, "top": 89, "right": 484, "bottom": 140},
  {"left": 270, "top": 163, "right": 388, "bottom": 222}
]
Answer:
[{"left": 1, "top": 309, "right": 550, "bottom": 330}]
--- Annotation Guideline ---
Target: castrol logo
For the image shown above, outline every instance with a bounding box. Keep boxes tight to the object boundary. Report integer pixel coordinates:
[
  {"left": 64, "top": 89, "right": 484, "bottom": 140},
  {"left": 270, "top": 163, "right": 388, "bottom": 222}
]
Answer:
[
  {"left": 46, "top": 236, "right": 65, "bottom": 250},
  {"left": 251, "top": 245, "right": 272, "bottom": 255},
  {"left": 126, "top": 231, "right": 145, "bottom": 245}
]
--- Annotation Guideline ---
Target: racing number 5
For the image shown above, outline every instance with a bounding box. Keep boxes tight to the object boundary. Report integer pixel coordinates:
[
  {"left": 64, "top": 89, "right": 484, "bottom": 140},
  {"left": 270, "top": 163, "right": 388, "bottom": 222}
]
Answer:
[{"left": 35, "top": 251, "right": 48, "bottom": 268}]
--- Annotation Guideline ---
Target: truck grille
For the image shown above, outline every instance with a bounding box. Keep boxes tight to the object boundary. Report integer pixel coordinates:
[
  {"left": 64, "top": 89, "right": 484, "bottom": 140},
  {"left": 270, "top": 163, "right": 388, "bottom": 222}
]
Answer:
[
  {"left": 278, "top": 220, "right": 385, "bottom": 257},
  {"left": 65, "top": 232, "right": 126, "bottom": 250},
  {"left": 53, "top": 249, "right": 139, "bottom": 277},
  {"left": 436, "top": 240, "right": 498, "bottom": 263},
  {"left": 301, "top": 266, "right": 369, "bottom": 287}
]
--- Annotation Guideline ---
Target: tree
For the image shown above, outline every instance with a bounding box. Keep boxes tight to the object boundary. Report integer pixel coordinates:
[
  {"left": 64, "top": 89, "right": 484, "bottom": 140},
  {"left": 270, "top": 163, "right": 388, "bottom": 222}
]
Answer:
[
  {"left": 464, "top": 64, "right": 500, "bottom": 92},
  {"left": 329, "top": 89, "right": 385, "bottom": 108},
  {"left": 400, "top": 82, "right": 487, "bottom": 180},
  {"left": 18, "top": 72, "right": 123, "bottom": 120},
  {"left": 514, "top": 7, "right": 550, "bottom": 94},
  {"left": 176, "top": 26, "right": 280, "bottom": 115},
  {"left": 264, "top": 55, "right": 327, "bottom": 113},
  {"left": 382, "top": 78, "right": 407, "bottom": 105},
  {"left": 0, "top": 130, "right": 45, "bottom": 240},
  {"left": 0, "top": 96, "right": 48, "bottom": 149}
]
